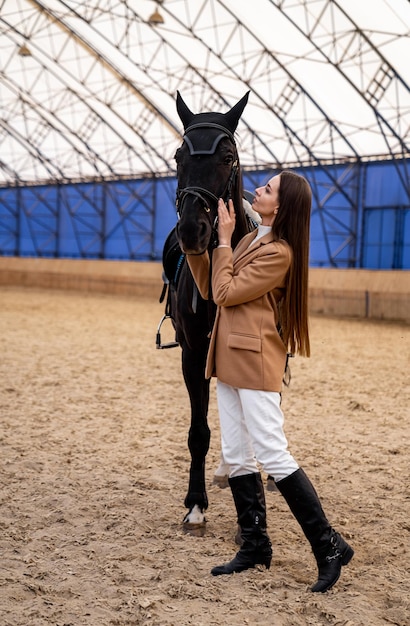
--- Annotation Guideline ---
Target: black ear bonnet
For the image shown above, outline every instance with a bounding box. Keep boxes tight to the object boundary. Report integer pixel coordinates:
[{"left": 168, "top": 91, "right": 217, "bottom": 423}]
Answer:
[{"left": 176, "top": 91, "right": 250, "bottom": 155}]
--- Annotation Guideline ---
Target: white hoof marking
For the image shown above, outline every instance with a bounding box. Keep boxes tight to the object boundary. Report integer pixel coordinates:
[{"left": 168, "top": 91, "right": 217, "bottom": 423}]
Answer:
[{"left": 183, "top": 504, "right": 205, "bottom": 525}]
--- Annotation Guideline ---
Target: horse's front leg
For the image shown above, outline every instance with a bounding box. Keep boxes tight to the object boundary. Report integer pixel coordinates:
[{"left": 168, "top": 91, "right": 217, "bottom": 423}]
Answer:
[{"left": 181, "top": 343, "right": 211, "bottom": 536}]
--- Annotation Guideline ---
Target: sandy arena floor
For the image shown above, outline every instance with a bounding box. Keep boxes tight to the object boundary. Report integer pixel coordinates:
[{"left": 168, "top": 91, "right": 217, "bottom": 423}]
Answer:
[{"left": 0, "top": 286, "right": 409, "bottom": 626}]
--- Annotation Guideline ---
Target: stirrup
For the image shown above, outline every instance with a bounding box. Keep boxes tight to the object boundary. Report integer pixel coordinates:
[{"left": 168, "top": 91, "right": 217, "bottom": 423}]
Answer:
[{"left": 156, "top": 314, "right": 179, "bottom": 349}]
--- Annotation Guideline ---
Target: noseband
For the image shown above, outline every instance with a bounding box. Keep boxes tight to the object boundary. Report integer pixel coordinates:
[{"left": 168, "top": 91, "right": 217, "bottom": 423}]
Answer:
[{"left": 176, "top": 122, "right": 239, "bottom": 220}]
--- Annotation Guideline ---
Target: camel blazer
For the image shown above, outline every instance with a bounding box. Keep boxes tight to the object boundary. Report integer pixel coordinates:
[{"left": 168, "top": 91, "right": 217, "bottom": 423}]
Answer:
[{"left": 187, "top": 230, "right": 292, "bottom": 392}]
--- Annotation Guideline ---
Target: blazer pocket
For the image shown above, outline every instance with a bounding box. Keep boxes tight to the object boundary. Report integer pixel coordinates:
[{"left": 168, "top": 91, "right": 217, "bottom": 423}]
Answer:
[{"left": 227, "top": 333, "right": 261, "bottom": 352}]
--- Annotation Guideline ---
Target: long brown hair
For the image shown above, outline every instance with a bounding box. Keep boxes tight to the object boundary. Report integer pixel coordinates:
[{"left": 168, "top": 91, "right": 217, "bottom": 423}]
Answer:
[{"left": 272, "top": 170, "right": 311, "bottom": 357}]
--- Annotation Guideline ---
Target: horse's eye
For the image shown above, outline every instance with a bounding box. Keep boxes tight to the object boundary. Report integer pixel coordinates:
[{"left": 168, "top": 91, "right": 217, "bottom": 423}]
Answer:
[{"left": 224, "top": 155, "right": 234, "bottom": 165}]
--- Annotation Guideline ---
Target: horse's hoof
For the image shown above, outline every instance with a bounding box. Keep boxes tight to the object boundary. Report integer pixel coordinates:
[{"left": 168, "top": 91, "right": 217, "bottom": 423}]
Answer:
[
  {"left": 183, "top": 505, "right": 206, "bottom": 537},
  {"left": 213, "top": 474, "right": 229, "bottom": 489},
  {"left": 266, "top": 475, "right": 279, "bottom": 493},
  {"left": 183, "top": 520, "right": 207, "bottom": 537}
]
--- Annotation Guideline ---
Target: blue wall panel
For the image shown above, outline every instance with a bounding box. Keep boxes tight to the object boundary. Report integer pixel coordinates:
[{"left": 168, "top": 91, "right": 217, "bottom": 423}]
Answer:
[
  {"left": 1, "top": 159, "right": 409, "bottom": 268},
  {"left": 153, "top": 179, "right": 179, "bottom": 262},
  {"left": 18, "top": 186, "right": 58, "bottom": 257},
  {"left": 403, "top": 210, "right": 410, "bottom": 268},
  {"left": 362, "top": 160, "right": 410, "bottom": 269}
]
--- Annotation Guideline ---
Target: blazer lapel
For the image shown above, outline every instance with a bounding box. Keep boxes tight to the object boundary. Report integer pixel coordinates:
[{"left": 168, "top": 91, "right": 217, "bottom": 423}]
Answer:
[{"left": 233, "top": 230, "right": 275, "bottom": 263}]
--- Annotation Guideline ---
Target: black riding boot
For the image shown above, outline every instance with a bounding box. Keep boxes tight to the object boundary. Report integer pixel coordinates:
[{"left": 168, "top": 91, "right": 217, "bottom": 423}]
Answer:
[
  {"left": 211, "top": 472, "right": 272, "bottom": 576},
  {"left": 276, "top": 468, "right": 354, "bottom": 593}
]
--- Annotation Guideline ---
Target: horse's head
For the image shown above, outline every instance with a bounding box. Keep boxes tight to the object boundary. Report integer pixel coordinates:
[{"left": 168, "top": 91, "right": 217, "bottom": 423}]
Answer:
[{"left": 174, "top": 91, "right": 250, "bottom": 255}]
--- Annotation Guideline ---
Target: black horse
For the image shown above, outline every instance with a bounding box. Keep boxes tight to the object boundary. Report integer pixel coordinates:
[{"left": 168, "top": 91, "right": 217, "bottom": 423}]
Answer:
[{"left": 158, "top": 91, "right": 259, "bottom": 535}]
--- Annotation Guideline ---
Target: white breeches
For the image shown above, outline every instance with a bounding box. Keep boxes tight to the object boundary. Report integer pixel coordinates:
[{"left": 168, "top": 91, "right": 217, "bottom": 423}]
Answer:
[{"left": 216, "top": 380, "right": 299, "bottom": 481}]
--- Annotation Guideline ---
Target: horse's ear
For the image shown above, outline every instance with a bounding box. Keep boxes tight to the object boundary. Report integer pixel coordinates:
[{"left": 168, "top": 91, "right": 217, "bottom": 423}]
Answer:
[
  {"left": 224, "top": 91, "right": 250, "bottom": 133},
  {"left": 176, "top": 91, "right": 195, "bottom": 129}
]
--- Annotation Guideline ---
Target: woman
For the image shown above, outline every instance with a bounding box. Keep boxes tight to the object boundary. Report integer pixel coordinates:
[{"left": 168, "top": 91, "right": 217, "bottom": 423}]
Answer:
[{"left": 186, "top": 170, "right": 353, "bottom": 593}]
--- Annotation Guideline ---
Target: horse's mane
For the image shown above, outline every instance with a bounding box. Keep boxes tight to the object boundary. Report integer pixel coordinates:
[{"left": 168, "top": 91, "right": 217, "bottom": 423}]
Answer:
[{"left": 231, "top": 161, "right": 256, "bottom": 249}]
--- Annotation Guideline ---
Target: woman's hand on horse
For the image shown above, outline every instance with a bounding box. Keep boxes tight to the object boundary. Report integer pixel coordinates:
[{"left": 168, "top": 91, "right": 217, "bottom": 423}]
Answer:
[{"left": 217, "top": 198, "right": 236, "bottom": 246}]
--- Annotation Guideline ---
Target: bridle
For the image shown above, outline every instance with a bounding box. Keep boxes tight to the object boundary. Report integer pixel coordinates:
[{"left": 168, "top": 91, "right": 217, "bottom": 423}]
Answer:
[
  {"left": 175, "top": 122, "right": 239, "bottom": 225},
  {"left": 174, "top": 121, "right": 240, "bottom": 312}
]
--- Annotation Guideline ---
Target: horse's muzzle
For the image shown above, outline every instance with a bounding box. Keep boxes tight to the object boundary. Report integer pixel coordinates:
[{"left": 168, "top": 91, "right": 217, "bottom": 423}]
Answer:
[{"left": 176, "top": 219, "right": 211, "bottom": 256}]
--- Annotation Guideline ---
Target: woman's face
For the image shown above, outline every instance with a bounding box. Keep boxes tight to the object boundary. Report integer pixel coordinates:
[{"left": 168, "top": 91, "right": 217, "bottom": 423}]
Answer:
[{"left": 253, "top": 175, "right": 281, "bottom": 226}]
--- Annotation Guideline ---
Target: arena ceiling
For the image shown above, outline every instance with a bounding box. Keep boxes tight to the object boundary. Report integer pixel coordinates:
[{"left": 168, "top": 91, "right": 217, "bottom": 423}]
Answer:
[{"left": 0, "top": 0, "right": 409, "bottom": 186}]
